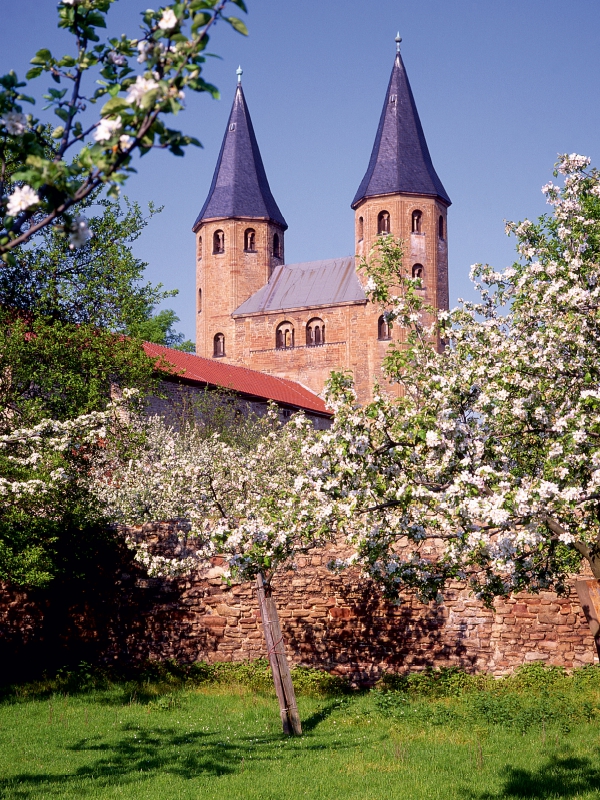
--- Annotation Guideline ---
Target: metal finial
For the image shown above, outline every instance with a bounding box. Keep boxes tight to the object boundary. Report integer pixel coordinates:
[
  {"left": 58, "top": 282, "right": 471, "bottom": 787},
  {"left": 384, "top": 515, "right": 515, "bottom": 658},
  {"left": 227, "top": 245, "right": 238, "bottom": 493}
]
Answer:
[
  {"left": 395, "top": 32, "right": 402, "bottom": 54},
  {"left": 236, "top": 65, "right": 243, "bottom": 84}
]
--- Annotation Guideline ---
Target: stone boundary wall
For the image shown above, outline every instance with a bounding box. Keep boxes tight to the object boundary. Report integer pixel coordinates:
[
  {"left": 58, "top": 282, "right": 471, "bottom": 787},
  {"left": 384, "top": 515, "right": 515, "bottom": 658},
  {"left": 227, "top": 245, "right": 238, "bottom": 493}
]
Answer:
[{"left": 0, "top": 524, "right": 597, "bottom": 685}]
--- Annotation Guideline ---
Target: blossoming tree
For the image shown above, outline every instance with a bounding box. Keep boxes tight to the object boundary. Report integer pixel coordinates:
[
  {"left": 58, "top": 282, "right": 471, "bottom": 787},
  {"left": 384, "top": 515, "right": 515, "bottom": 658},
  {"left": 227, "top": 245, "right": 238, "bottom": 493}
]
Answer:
[
  {"left": 91, "top": 403, "right": 336, "bottom": 734},
  {"left": 0, "top": 0, "right": 247, "bottom": 258},
  {"left": 314, "top": 155, "right": 600, "bottom": 633}
]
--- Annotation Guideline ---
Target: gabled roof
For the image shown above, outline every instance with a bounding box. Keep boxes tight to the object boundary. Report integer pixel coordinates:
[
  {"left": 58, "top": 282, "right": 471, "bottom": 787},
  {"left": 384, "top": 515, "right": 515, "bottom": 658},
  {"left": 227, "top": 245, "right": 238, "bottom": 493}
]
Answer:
[
  {"left": 193, "top": 83, "right": 287, "bottom": 230},
  {"left": 352, "top": 49, "right": 451, "bottom": 209},
  {"left": 144, "top": 342, "right": 330, "bottom": 416},
  {"left": 233, "top": 256, "right": 366, "bottom": 316}
]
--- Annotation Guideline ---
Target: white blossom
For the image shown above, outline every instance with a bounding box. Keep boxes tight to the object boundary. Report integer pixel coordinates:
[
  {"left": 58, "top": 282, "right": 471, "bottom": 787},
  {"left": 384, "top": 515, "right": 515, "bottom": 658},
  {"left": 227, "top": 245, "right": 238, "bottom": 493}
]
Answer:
[
  {"left": 126, "top": 76, "right": 160, "bottom": 106},
  {"left": 158, "top": 8, "right": 178, "bottom": 30},
  {"left": 6, "top": 185, "right": 39, "bottom": 216},
  {"left": 0, "top": 112, "right": 27, "bottom": 135},
  {"left": 93, "top": 116, "right": 122, "bottom": 142}
]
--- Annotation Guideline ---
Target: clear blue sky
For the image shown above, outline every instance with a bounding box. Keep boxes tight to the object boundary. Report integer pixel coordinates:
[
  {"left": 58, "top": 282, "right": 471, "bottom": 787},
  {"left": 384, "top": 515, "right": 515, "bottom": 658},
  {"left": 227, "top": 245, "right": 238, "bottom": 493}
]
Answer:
[{"left": 2, "top": 1, "right": 600, "bottom": 341}]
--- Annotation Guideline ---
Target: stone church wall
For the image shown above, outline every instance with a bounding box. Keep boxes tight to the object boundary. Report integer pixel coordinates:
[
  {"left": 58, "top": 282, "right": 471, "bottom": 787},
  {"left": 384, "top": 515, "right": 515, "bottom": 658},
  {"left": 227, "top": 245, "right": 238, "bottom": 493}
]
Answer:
[{"left": 1, "top": 523, "right": 596, "bottom": 686}]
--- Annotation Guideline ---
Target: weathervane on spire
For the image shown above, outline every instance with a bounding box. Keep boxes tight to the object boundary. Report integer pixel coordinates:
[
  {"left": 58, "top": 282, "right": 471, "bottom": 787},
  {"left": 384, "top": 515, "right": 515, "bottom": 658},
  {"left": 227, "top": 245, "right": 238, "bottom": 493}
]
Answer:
[
  {"left": 395, "top": 32, "right": 402, "bottom": 54},
  {"left": 236, "top": 65, "right": 243, "bottom": 84}
]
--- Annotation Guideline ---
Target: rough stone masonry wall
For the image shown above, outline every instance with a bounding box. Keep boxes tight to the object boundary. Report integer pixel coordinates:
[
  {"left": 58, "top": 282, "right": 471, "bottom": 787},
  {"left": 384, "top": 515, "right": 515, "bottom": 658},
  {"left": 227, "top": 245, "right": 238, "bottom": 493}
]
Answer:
[{"left": 0, "top": 523, "right": 596, "bottom": 685}]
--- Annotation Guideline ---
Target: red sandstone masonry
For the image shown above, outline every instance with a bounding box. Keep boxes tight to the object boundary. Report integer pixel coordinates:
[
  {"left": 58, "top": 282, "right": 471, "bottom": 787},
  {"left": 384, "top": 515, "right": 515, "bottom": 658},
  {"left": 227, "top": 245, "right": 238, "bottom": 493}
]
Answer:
[{"left": 0, "top": 523, "right": 596, "bottom": 684}]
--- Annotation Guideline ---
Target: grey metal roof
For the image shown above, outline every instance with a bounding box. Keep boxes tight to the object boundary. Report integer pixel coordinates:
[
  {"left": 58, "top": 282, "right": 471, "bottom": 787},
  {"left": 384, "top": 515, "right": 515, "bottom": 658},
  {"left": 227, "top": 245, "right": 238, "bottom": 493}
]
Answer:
[
  {"left": 232, "top": 256, "right": 366, "bottom": 316},
  {"left": 352, "top": 52, "right": 451, "bottom": 209},
  {"left": 193, "top": 84, "right": 287, "bottom": 231}
]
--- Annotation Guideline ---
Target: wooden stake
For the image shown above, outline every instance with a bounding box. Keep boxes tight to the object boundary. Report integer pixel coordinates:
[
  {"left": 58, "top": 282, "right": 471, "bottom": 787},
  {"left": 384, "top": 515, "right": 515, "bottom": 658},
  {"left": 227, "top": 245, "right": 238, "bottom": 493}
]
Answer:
[
  {"left": 264, "top": 590, "right": 302, "bottom": 735},
  {"left": 256, "top": 572, "right": 291, "bottom": 735}
]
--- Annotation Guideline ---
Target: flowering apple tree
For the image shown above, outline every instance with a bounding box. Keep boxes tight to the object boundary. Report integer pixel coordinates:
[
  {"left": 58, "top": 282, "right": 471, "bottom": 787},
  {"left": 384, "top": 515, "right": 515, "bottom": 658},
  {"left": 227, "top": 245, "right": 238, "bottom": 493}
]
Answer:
[
  {"left": 90, "top": 403, "right": 336, "bottom": 734},
  {"left": 314, "top": 154, "right": 600, "bottom": 607},
  {"left": 0, "top": 0, "right": 247, "bottom": 259}
]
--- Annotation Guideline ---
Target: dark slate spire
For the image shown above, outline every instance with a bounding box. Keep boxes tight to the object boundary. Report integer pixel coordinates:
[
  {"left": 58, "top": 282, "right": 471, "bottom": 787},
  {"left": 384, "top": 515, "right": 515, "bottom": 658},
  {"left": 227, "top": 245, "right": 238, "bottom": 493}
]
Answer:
[
  {"left": 352, "top": 38, "right": 451, "bottom": 208},
  {"left": 193, "top": 72, "right": 287, "bottom": 230}
]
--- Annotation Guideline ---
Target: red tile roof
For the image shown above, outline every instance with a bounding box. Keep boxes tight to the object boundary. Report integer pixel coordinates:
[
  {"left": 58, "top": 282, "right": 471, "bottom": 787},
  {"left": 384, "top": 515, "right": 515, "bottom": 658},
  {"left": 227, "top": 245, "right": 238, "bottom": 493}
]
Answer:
[{"left": 144, "top": 342, "right": 331, "bottom": 416}]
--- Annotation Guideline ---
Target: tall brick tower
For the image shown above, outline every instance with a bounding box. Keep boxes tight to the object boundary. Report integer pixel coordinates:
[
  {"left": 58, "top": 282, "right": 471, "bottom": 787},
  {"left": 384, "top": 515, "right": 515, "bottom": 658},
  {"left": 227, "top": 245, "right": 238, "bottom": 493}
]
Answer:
[
  {"left": 351, "top": 34, "right": 451, "bottom": 384},
  {"left": 192, "top": 68, "right": 287, "bottom": 361}
]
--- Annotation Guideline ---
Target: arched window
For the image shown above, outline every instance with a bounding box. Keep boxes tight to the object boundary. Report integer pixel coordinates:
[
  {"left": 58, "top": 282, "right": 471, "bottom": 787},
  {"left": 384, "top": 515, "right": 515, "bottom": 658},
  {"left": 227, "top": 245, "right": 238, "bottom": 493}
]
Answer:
[
  {"left": 213, "top": 229, "right": 225, "bottom": 254},
  {"left": 273, "top": 232, "right": 281, "bottom": 259},
  {"left": 412, "top": 263, "right": 424, "bottom": 280},
  {"left": 358, "top": 216, "right": 364, "bottom": 240},
  {"left": 197, "top": 288, "right": 202, "bottom": 313},
  {"left": 377, "top": 210, "right": 390, "bottom": 234},
  {"left": 213, "top": 333, "right": 225, "bottom": 358},
  {"left": 275, "top": 321, "right": 294, "bottom": 349},
  {"left": 412, "top": 210, "right": 422, "bottom": 233},
  {"left": 438, "top": 215, "right": 444, "bottom": 240},
  {"left": 306, "top": 317, "right": 325, "bottom": 347},
  {"left": 197, "top": 236, "right": 202, "bottom": 261},
  {"left": 378, "top": 315, "right": 391, "bottom": 341},
  {"left": 244, "top": 228, "right": 256, "bottom": 252}
]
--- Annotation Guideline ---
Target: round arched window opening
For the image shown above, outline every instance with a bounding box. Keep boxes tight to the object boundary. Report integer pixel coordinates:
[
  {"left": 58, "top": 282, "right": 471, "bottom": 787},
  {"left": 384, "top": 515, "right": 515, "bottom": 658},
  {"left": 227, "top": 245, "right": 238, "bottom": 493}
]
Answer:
[
  {"left": 213, "top": 229, "right": 225, "bottom": 254},
  {"left": 244, "top": 228, "right": 256, "bottom": 252},
  {"left": 377, "top": 210, "right": 390, "bottom": 235},
  {"left": 438, "top": 215, "right": 444, "bottom": 240},
  {"left": 412, "top": 263, "right": 424, "bottom": 280},
  {"left": 197, "top": 236, "right": 202, "bottom": 261},
  {"left": 358, "top": 216, "right": 364, "bottom": 240},
  {"left": 306, "top": 317, "right": 325, "bottom": 347},
  {"left": 197, "top": 288, "right": 202, "bottom": 314},
  {"left": 412, "top": 210, "right": 423, "bottom": 234},
  {"left": 378, "top": 315, "right": 391, "bottom": 341},
  {"left": 276, "top": 321, "right": 294, "bottom": 350},
  {"left": 213, "top": 332, "right": 225, "bottom": 358},
  {"left": 273, "top": 232, "right": 282, "bottom": 259}
]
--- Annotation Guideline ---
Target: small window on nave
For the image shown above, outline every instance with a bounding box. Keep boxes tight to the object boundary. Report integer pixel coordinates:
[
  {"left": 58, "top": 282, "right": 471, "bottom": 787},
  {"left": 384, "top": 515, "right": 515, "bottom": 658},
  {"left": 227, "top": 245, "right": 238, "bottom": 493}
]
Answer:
[
  {"left": 306, "top": 318, "right": 325, "bottom": 347},
  {"left": 213, "top": 229, "right": 225, "bottom": 254},
  {"left": 378, "top": 315, "right": 391, "bottom": 341},
  {"left": 273, "top": 232, "right": 282, "bottom": 259},
  {"left": 438, "top": 215, "right": 444, "bottom": 240},
  {"left": 198, "top": 288, "right": 202, "bottom": 313},
  {"left": 412, "top": 263, "right": 424, "bottom": 280},
  {"left": 276, "top": 321, "right": 294, "bottom": 350},
  {"left": 244, "top": 228, "right": 256, "bottom": 252},
  {"left": 213, "top": 332, "right": 225, "bottom": 358},
  {"left": 197, "top": 236, "right": 202, "bottom": 261},
  {"left": 377, "top": 210, "right": 390, "bottom": 235},
  {"left": 412, "top": 210, "right": 423, "bottom": 234}
]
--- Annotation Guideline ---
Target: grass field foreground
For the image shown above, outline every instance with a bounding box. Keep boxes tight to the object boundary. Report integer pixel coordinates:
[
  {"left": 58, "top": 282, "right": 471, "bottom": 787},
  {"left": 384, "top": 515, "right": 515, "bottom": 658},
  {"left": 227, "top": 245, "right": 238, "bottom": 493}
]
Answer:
[{"left": 1, "top": 662, "right": 600, "bottom": 799}]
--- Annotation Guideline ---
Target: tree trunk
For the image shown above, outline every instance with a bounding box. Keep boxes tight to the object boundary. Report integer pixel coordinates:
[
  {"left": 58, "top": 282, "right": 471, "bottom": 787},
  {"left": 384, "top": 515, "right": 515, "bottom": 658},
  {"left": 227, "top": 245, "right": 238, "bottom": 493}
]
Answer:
[
  {"left": 575, "top": 579, "right": 600, "bottom": 661},
  {"left": 255, "top": 572, "right": 302, "bottom": 736}
]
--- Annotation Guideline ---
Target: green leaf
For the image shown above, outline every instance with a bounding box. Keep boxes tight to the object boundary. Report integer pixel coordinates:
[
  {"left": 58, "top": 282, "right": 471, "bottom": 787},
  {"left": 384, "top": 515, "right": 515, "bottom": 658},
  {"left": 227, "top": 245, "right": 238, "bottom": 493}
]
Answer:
[
  {"left": 226, "top": 16, "right": 248, "bottom": 35},
  {"left": 25, "top": 67, "right": 44, "bottom": 80},
  {"left": 230, "top": 0, "right": 248, "bottom": 12},
  {"left": 101, "top": 96, "right": 128, "bottom": 115},
  {"left": 191, "top": 12, "right": 212, "bottom": 30},
  {"left": 30, "top": 49, "right": 52, "bottom": 65},
  {"left": 51, "top": 126, "right": 65, "bottom": 139}
]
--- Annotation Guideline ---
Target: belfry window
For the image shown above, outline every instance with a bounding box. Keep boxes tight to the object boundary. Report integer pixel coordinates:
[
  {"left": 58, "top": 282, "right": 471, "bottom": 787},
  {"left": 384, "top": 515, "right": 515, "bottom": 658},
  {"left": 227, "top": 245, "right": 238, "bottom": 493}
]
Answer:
[
  {"left": 306, "top": 318, "right": 325, "bottom": 347},
  {"left": 198, "top": 288, "right": 202, "bottom": 313},
  {"left": 412, "top": 210, "right": 423, "bottom": 233},
  {"left": 273, "top": 232, "right": 282, "bottom": 259},
  {"left": 358, "top": 216, "right": 364, "bottom": 240},
  {"left": 213, "top": 229, "right": 225, "bottom": 254},
  {"left": 378, "top": 315, "right": 391, "bottom": 341},
  {"left": 276, "top": 321, "right": 294, "bottom": 350},
  {"left": 213, "top": 333, "right": 225, "bottom": 358},
  {"left": 438, "top": 215, "right": 444, "bottom": 240},
  {"left": 412, "top": 263, "right": 424, "bottom": 280},
  {"left": 244, "top": 228, "right": 256, "bottom": 252},
  {"left": 197, "top": 236, "right": 202, "bottom": 261},
  {"left": 377, "top": 210, "right": 390, "bottom": 234}
]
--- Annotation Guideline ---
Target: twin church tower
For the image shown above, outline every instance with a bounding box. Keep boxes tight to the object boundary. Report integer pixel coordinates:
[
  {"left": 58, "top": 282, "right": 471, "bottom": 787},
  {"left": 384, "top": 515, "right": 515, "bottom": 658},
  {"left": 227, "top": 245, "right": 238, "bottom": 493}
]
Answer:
[{"left": 192, "top": 37, "right": 450, "bottom": 403}]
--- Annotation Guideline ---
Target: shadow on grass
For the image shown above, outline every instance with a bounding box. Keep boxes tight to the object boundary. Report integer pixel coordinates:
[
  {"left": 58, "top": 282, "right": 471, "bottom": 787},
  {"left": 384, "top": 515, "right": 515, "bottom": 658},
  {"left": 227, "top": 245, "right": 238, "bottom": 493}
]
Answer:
[
  {"left": 466, "top": 753, "right": 600, "bottom": 799},
  {"left": 0, "top": 719, "right": 355, "bottom": 799}
]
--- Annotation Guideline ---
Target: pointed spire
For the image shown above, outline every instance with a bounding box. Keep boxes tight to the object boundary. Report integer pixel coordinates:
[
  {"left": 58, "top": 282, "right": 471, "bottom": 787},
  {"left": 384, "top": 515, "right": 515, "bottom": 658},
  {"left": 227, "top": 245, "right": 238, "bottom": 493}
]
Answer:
[
  {"left": 193, "top": 76, "right": 287, "bottom": 231},
  {"left": 351, "top": 40, "right": 451, "bottom": 209}
]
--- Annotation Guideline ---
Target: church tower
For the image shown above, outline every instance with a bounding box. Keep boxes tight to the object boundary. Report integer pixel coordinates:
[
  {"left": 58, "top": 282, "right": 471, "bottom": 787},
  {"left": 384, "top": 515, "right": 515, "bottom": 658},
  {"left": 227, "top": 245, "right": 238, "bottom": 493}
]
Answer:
[
  {"left": 352, "top": 35, "right": 451, "bottom": 340},
  {"left": 193, "top": 68, "right": 287, "bottom": 361}
]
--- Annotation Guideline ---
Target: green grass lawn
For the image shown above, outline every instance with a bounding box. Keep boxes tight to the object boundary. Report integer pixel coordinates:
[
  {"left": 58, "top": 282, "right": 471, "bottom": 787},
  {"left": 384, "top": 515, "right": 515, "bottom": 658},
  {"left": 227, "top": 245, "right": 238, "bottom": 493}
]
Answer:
[{"left": 2, "top": 665, "right": 600, "bottom": 799}]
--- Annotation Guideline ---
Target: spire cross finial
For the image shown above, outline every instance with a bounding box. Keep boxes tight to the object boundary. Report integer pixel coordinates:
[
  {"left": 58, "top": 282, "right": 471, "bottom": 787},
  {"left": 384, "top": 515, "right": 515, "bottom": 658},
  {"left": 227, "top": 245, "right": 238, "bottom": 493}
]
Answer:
[
  {"left": 236, "top": 65, "right": 243, "bottom": 84},
  {"left": 395, "top": 32, "right": 402, "bottom": 54}
]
